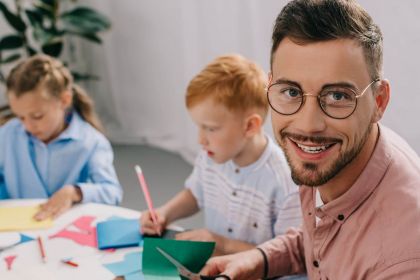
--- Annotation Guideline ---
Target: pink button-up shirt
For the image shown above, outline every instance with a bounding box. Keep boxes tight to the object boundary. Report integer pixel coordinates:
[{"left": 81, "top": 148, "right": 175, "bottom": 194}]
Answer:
[{"left": 260, "top": 125, "right": 420, "bottom": 279}]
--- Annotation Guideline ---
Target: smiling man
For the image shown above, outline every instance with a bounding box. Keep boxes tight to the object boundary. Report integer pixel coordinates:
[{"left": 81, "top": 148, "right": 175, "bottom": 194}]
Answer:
[{"left": 201, "top": 0, "right": 420, "bottom": 279}]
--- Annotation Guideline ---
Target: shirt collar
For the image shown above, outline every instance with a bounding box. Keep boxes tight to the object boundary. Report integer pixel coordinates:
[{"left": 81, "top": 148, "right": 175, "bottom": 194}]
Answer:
[
  {"left": 229, "top": 134, "right": 274, "bottom": 173},
  {"left": 313, "top": 124, "right": 392, "bottom": 223},
  {"left": 55, "top": 111, "right": 84, "bottom": 142}
]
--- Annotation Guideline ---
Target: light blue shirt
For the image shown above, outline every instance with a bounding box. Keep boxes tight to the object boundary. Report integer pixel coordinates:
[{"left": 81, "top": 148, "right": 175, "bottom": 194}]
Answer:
[{"left": 0, "top": 112, "right": 122, "bottom": 205}]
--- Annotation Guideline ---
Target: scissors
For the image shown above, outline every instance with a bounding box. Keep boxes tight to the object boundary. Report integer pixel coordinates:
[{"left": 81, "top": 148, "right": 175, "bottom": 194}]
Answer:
[{"left": 156, "top": 247, "right": 231, "bottom": 280}]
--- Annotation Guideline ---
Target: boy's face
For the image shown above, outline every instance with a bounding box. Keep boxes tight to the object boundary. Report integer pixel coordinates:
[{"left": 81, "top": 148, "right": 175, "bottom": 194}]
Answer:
[
  {"left": 270, "top": 38, "right": 383, "bottom": 186},
  {"left": 188, "top": 97, "right": 248, "bottom": 164},
  {"left": 8, "top": 89, "right": 70, "bottom": 143}
]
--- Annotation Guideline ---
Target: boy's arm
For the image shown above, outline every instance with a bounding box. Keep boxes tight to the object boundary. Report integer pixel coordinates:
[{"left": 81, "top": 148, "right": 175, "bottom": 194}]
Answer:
[
  {"left": 160, "top": 188, "right": 199, "bottom": 224},
  {"left": 140, "top": 188, "right": 199, "bottom": 235},
  {"left": 177, "top": 229, "right": 256, "bottom": 255}
]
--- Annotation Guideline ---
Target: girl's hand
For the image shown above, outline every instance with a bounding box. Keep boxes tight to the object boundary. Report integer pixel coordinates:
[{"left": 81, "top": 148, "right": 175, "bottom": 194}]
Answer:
[
  {"left": 139, "top": 209, "right": 167, "bottom": 236},
  {"left": 34, "top": 185, "right": 82, "bottom": 221}
]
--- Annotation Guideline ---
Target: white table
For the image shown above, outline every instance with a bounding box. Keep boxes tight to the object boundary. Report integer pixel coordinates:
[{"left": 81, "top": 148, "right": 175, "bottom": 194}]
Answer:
[{"left": 0, "top": 199, "right": 142, "bottom": 280}]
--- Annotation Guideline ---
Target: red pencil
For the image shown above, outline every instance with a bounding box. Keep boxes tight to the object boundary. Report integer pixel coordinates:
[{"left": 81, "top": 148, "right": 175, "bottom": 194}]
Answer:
[
  {"left": 62, "top": 259, "right": 79, "bottom": 267},
  {"left": 37, "top": 236, "right": 47, "bottom": 263},
  {"left": 135, "top": 165, "right": 161, "bottom": 236}
]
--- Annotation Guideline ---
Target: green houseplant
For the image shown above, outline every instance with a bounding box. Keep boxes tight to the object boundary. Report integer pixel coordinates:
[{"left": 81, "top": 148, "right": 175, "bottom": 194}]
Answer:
[{"left": 0, "top": 0, "right": 111, "bottom": 83}]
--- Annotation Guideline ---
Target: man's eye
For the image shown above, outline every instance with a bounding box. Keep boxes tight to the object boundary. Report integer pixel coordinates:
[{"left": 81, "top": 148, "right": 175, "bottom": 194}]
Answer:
[{"left": 286, "top": 88, "right": 300, "bottom": 97}]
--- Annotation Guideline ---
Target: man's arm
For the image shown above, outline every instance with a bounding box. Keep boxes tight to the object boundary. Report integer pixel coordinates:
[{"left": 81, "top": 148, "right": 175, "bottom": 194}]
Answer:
[
  {"left": 258, "top": 227, "right": 306, "bottom": 277},
  {"left": 372, "top": 259, "right": 420, "bottom": 279}
]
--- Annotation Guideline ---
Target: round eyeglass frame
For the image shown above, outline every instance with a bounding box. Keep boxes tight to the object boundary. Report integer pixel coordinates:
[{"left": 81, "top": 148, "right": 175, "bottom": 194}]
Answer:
[{"left": 267, "top": 78, "right": 380, "bottom": 119}]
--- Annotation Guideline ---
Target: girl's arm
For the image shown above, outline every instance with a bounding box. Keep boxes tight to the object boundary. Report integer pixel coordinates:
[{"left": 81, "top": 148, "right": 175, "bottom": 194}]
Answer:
[{"left": 76, "top": 138, "right": 123, "bottom": 205}]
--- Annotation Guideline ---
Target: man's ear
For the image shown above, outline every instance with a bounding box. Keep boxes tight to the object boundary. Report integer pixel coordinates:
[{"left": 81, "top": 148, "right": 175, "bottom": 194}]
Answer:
[
  {"left": 372, "top": 79, "right": 390, "bottom": 123},
  {"left": 268, "top": 72, "right": 273, "bottom": 88},
  {"left": 60, "top": 89, "right": 73, "bottom": 109},
  {"left": 244, "top": 113, "right": 263, "bottom": 138}
]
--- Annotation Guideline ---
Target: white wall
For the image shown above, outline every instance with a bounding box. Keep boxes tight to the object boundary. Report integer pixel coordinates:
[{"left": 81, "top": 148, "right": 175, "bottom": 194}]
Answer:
[{"left": 2, "top": 1, "right": 419, "bottom": 160}]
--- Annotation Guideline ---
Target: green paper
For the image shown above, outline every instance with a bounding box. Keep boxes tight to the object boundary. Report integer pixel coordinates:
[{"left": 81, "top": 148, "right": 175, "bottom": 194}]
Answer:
[{"left": 142, "top": 238, "right": 215, "bottom": 280}]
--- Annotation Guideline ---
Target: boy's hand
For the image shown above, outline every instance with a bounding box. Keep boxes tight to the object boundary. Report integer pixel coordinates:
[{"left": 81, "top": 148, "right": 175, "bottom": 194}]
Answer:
[
  {"left": 34, "top": 185, "right": 82, "bottom": 221},
  {"left": 175, "top": 228, "right": 226, "bottom": 255},
  {"left": 140, "top": 209, "right": 167, "bottom": 235}
]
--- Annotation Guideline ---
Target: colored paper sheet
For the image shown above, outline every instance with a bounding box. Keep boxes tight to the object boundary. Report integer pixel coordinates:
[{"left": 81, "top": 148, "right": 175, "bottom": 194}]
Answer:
[
  {"left": 104, "top": 251, "right": 142, "bottom": 276},
  {"left": 0, "top": 206, "right": 52, "bottom": 231},
  {"left": 49, "top": 216, "right": 97, "bottom": 247},
  {"left": 125, "top": 271, "right": 145, "bottom": 280},
  {"left": 4, "top": 255, "right": 17, "bottom": 270},
  {"left": 19, "top": 233, "right": 34, "bottom": 243},
  {"left": 97, "top": 218, "right": 142, "bottom": 250},
  {"left": 142, "top": 238, "right": 215, "bottom": 280}
]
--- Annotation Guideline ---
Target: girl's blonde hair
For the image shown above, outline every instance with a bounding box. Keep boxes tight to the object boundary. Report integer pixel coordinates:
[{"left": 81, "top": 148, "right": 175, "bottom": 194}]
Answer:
[{"left": 6, "top": 54, "right": 104, "bottom": 132}]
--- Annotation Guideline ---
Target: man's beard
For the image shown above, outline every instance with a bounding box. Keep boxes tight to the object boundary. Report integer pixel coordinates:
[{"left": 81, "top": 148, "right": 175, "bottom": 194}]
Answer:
[{"left": 279, "top": 124, "right": 372, "bottom": 187}]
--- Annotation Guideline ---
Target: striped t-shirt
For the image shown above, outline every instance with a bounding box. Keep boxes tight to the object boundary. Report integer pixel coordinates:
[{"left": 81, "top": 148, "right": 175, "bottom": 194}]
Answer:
[{"left": 185, "top": 135, "right": 302, "bottom": 245}]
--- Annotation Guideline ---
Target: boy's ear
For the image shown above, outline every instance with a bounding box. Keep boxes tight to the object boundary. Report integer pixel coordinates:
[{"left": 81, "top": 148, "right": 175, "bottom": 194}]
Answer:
[
  {"left": 372, "top": 79, "right": 390, "bottom": 123},
  {"left": 60, "top": 89, "right": 73, "bottom": 109},
  {"left": 244, "top": 113, "right": 263, "bottom": 138}
]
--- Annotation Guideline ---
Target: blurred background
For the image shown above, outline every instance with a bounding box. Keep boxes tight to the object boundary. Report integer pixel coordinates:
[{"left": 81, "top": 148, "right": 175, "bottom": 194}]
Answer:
[{"left": 1, "top": 0, "right": 419, "bottom": 227}]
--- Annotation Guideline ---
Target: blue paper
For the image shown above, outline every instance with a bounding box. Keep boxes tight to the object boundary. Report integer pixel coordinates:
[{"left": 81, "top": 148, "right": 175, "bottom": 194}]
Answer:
[
  {"left": 125, "top": 271, "right": 145, "bottom": 280},
  {"left": 97, "top": 218, "right": 142, "bottom": 250},
  {"left": 104, "top": 251, "right": 142, "bottom": 276},
  {"left": 19, "top": 233, "right": 35, "bottom": 243}
]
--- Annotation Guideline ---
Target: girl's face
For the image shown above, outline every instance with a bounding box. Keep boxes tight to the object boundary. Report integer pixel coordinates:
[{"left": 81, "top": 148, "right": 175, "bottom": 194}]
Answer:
[{"left": 8, "top": 88, "right": 72, "bottom": 143}]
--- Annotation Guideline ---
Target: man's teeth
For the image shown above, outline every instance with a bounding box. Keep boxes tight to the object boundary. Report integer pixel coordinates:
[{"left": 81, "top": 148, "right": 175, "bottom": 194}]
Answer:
[{"left": 297, "top": 143, "right": 330, "bottom": 153}]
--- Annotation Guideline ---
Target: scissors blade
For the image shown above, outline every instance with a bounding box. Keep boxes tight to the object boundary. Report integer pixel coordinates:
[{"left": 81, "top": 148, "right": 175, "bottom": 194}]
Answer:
[{"left": 156, "top": 247, "right": 198, "bottom": 279}]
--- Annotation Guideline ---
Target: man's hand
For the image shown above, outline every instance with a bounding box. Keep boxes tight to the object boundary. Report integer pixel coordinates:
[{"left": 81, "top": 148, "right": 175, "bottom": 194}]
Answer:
[
  {"left": 34, "top": 185, "right": 82, "bottom": 221},
  {"left": 200, "top": 249, "right": 265, "bottom": 280}
]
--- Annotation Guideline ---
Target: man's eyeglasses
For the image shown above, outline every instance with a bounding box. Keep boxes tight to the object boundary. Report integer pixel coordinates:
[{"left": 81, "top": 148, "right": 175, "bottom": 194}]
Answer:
[{"left": 267, "top": 79, "right": 380, "bottom": 119}]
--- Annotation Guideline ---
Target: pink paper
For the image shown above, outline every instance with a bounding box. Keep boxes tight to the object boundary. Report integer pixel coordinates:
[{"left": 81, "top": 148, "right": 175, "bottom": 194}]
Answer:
[
  {"left": 5, "top": 255, "right": 17, "bottom": 270},
  {"left": 49, "top": 216, "right": 97, "bottom": 248}
]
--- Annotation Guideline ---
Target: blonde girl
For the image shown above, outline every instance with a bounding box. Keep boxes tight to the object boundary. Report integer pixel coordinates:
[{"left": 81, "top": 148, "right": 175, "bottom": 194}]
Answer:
[{"left": 0, "top": 54, "right": 122, "bottom": 220}]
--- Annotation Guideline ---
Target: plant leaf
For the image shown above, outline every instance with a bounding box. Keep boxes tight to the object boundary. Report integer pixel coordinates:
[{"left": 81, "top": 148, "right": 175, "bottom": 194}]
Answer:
[
  {"left": 65, "top": 31, "right": 102, "bottom": 44},
  {"left": 0, "top": 35, "right": 24, "bottom": 50},
  {"left": 41, "top": 41, "right": 63, "bottom": 57},
  {"left": 71, "top": 71, "right": 99, "bottom": 81},
  {"left": 26, "top": 45, "right": 38, "bottom": 56},
  {"left": 61, "top": 7, "right": 111, "bottom": 33},
  {"left": 25, "top": 9, "right": 44, "bottom": 26},
  {"left": 33, "top": 0, "right": 55, "bottom": 18},
  {"left": 0, "top": 53, "right": 21, "bottom": 64},
  {"left": 0, "top": 2, "right": 27, "bottom": 32}
]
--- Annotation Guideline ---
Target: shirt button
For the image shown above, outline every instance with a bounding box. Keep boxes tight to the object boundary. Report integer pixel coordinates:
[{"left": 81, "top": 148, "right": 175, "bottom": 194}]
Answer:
[
  {"left": 253, "top": 222, "right": 258, "bottom": 228},
  {"left": 337, "top": 214, "right": 345, "bottom": 221},
  {"left": 232, "top": 191, "right": 237, "bottom": 196},
  {"left": 313, "top": 260, "right": 319, "bottom": 268},
  {"left": 235, "top": 168, "right": 240, "bottom": 173},
  {"left": 228, "top": 228, "right": 233, "bottom": 233}
]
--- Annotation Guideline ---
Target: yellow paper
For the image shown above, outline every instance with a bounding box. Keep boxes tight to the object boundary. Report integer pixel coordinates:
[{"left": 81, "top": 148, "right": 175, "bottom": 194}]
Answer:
[{"left": 0, "top": 205, "right": 53, "bottom": 231}]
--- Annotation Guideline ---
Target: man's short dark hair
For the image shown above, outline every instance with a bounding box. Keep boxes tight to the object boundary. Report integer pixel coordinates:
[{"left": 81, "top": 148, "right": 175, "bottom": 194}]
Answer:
[{"left": 271, "top": 0, "right": 383, "bottom": 79}]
